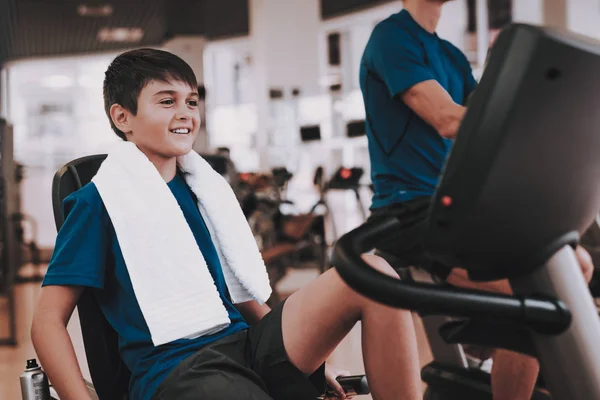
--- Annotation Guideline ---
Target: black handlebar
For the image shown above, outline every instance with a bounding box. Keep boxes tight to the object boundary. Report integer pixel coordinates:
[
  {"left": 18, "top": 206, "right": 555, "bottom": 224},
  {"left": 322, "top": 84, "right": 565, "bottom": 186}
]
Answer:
[{"left": 331, "top": 217, "right": 572, "bottom": 335}]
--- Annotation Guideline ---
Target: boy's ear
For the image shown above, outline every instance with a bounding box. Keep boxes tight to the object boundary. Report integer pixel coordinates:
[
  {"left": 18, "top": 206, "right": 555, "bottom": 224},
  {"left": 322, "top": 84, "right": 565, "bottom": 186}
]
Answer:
[{"left": 109, "top": 104, "right": 132, "bottom": 134}]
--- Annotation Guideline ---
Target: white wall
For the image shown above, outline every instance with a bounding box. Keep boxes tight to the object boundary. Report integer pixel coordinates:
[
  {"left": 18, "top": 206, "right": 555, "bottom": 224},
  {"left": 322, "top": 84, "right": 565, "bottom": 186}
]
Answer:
[
  {"left": 437, "top": 0, "right": 469, "bottom": 51},
  {"left": 163, "top": 36, "right": 207, "bottom": 84},
  {"left": 5, "top": 52, "right": 121, "bottom": 247},
  {"left": 203, "top": 37, "right": 259, "bottom": 170},
  {"left": 568, "top": 0, "right": 600, "bottom": 39},
  {"left": 319, "top": 2, "right": 403, "bottom": 92},
  {"left": 204, "top": 37, "right": 254, "bottom": 106},
  {"left": 0, "top": 67, "right": 8, "bottom": 119},
  {"left": 513, "top": 0, "right": 544, "bottom": 25},
  {"left": 250, "top": 0, "right": 321, "bottom": 97},
  {"left": 512, "top": 0, "right": 600, "bottom": 40}
]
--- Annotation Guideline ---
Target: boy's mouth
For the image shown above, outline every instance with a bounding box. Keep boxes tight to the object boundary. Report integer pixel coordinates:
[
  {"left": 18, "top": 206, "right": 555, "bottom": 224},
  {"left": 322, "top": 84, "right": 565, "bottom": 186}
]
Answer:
[{"left": 170, "top": 128, "right": 190, "bottom": 135}]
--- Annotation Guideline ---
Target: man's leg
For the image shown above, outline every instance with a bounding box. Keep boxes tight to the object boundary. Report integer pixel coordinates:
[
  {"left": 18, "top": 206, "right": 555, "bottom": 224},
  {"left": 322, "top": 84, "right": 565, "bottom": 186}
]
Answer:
[
  {"left": 446, "top": 269, "right": 540, "bottom": 400},
  {"left": 491, "top": 350, "right": 539, "bottom": 400},
  {"left": 281, "top": 254, "right": 422, "bottom": 400}
]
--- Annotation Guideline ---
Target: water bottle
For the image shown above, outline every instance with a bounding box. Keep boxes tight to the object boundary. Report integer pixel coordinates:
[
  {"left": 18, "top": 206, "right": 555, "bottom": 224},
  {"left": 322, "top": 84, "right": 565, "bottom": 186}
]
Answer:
[{"left": 20, "top": 359, "right": 50, "bottom": 400}]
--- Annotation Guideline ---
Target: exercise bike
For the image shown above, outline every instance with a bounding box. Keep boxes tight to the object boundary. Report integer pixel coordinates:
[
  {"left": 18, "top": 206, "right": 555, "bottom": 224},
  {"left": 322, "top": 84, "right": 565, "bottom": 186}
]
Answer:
[{"left": 332, "top": 23, "right": 600, "bottom": 400}]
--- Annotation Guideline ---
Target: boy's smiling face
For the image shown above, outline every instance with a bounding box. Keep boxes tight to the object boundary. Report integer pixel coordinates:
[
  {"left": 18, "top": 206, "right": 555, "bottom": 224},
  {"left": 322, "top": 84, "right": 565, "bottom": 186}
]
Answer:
[{"left": 114, "top": 79, "right": 200, "bottom": 162}]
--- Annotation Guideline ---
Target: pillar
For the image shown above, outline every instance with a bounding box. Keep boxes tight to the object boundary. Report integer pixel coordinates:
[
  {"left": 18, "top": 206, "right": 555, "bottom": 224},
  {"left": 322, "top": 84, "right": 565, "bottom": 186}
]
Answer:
[
  {"left": 544, "top": 0, "right": 568, "bottom": 29},
  {"left": 0, "top": 66, "right": 9, "bottom": 120},
  {"left": 249, "top": 0, "right": 321, "bottom": 169}
]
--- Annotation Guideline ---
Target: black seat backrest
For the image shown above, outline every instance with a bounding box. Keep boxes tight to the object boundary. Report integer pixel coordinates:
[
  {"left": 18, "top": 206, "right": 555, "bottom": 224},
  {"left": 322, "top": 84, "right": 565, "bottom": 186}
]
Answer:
[{"left": 51, "top": 154, "right": 130, "bottom": 400}]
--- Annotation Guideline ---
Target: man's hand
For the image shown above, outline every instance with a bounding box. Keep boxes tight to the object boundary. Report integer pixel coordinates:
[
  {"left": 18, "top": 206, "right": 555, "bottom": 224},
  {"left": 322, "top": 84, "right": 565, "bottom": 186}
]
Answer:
[
  {"left": 575, "top": 245, "right": 594, "bottom": 284},
  {"left": 324, "top": 363, "right": 353, "bottom": 399}
]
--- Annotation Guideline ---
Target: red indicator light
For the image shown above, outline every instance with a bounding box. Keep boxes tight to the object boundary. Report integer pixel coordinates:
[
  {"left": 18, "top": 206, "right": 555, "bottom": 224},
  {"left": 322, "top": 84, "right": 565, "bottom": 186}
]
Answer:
[{"left": 441, "top": 196, "right": 453, "bottom": 207}]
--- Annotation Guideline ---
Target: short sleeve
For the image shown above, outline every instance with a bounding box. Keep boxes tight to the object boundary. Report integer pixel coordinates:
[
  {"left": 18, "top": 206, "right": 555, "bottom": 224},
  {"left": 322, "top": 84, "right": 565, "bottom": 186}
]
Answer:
[
  {"left": 368, "top": 21, "right": 435, "bottom": 98},
  {"left": 42, "top": 192, "right": 108, "bottom": 289}
]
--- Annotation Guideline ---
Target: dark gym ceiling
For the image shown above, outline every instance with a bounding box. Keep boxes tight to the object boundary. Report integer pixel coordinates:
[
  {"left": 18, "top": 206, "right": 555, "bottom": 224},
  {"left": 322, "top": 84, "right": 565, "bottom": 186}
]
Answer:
[{"left": 0, "top": 0, "right": 396, "bottom": 66}]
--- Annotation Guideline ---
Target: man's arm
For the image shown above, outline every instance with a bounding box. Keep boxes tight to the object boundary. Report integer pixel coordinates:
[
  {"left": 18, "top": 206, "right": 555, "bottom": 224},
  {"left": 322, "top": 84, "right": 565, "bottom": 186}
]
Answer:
[
  {"left": 367, "top": 23, "right": 468, "bottom": 140},
  {"left": 31, "top": 285, "right": 93, "bottom": 400},
  {"left": 235, "top": 300, "right": 272, "bottom": 325},
  {"left": 401, "top": 80, "right": 466, "bottom": 139}
]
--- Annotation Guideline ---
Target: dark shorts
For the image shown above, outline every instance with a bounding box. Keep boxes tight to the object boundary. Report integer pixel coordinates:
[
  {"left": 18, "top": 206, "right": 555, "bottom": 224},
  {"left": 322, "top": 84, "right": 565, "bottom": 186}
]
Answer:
[
  {"left": 152, "top": 300, "right": 326, "bottom": 400},
  {"left": 368, "top": 196, "right": 453, "bottom": 281}
]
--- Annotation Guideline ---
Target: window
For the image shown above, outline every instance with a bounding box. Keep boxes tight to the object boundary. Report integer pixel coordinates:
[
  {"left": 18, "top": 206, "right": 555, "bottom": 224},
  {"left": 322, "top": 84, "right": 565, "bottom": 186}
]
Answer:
[{"left": 327, "top": 32, "right": 342, "bottom": 66}]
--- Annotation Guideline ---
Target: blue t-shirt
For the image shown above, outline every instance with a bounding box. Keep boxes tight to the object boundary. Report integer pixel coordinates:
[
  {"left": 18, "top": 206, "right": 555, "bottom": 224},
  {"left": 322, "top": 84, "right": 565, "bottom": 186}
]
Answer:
[
  {"left": 360, "top": 9, "right": 477, "bottom": 209},
  {"left": 42, "top": 173, "right": 249, "bottom": 400}
]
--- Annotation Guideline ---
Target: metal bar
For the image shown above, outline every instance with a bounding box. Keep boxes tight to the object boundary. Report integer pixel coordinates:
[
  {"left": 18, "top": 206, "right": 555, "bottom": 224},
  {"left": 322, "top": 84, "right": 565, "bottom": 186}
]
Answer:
[
  {"left": 476, "top": 0, "right": 490, "bottom": 68},
  {"left": 0, "top": 66, "right": 7, "bottom": 119},
  {"left": 354, "top": 188, "right": 367, "bottom": 222},
  {"left": 510, "top": 245, "right": 600, "bottom": 400},
  {"left": 421, "top": 315, "right": 469, "bottom": 368},
  {"left": 0, "top": 120, "right": 17, "bottom": 346},
  {"left": 1, "top": 121, "right": 19, "bottom": 288}
]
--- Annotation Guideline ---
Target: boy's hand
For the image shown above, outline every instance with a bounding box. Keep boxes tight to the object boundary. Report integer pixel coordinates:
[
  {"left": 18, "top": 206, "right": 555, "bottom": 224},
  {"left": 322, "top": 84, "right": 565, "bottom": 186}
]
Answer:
[{"left": 324, "top": 363, "right": 353, "bottom": 399}]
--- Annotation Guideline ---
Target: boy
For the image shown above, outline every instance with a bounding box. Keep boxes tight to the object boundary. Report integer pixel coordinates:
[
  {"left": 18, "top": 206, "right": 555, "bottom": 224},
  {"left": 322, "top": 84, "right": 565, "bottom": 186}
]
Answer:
[{"left": 31, "top": 48, "right": 423, "bottom": 400}]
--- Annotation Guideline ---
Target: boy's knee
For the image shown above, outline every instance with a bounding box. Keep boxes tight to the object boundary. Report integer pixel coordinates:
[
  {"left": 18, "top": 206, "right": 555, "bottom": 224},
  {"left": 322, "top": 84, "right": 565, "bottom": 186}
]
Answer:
[{"left": 328, "top": 254, "right": 401, "bottom": 315}]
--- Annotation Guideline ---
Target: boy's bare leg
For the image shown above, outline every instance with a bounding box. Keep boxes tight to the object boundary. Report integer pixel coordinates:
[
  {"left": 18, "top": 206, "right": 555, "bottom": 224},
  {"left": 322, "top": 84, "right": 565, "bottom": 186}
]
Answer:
[
  {"left": 446, "top": 269, "right": 540, "bottom": 400},
  {"left": 281, "top": 255, "right": 422, "bottom": 400}
]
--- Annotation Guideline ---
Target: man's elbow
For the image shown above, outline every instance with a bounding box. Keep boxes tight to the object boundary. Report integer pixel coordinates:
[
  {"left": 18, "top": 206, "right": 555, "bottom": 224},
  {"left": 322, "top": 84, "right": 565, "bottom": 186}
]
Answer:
[
  {"left": 436, "top": 124, "right": 456, "bottom": 139},
  {"left": 434, "top": 118, "right": 458, "bottom": 139},
  {"left": 435, "top": 106, "right": 465, "bottom": 139}
]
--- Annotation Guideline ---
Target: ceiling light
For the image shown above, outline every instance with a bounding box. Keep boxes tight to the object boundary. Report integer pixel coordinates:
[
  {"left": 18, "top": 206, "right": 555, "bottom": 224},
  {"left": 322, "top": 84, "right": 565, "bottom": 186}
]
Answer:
[
  {"left": 97, "top": 27, "right": 144, "bottom": 43},
  {"left": 78, "top": 4, "right": 113, "bottom": 17},
  {"left": 41, "top": 75, "right": 74, "bottom": 89},
  {"left": 77, "top": 75, "right": 98, "bottom": 88}
]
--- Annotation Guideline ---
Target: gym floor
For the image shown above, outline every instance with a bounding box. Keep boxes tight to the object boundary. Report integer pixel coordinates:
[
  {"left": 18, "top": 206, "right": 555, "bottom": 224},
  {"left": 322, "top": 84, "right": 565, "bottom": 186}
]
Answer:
[{"left": 0, "top": 171, "right": 434, "bottom": 399}]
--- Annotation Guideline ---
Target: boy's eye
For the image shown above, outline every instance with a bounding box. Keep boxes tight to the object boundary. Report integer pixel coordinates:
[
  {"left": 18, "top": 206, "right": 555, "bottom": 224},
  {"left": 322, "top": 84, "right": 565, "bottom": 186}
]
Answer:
[
  {"left": 187, "top": 100, "right": 198, "bottom": 107},
  {"left": 160, "top": 99, "right": 174, "bottom": 105}
]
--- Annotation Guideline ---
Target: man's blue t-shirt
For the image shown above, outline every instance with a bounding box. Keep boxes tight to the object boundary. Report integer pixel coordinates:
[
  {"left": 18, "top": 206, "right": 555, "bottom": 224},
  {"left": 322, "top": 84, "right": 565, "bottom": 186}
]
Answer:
[
  {"left": 42, "top": 172, "right": 249, "bottom": 400},
  {"left": 360, "top": 9, "right": 477, "bottom": 209}
]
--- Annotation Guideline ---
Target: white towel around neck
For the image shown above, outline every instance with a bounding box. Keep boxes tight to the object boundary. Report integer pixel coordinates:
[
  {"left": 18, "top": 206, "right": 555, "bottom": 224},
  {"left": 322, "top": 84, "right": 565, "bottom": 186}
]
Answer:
[{"left": 92, "top": 141, "right": 271, "bottom": 346}]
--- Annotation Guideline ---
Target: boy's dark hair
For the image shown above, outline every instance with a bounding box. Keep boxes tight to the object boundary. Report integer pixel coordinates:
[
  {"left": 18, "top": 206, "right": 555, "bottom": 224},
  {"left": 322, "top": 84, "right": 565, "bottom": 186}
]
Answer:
[{"left": 103, "top": 48, "right": 198, "bottom": 140}]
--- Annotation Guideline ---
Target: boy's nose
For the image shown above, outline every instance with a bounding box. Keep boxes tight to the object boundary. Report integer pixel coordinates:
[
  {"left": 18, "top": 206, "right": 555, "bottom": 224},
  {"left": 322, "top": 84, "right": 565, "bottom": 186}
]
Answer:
[{"left": 175, "top": 110, "right": 192, "bottom": 121}]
